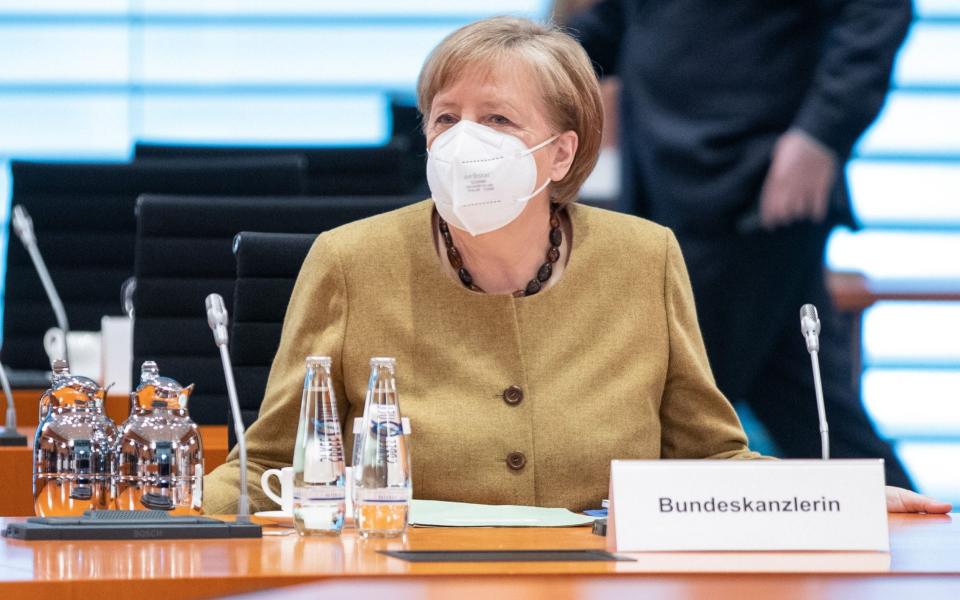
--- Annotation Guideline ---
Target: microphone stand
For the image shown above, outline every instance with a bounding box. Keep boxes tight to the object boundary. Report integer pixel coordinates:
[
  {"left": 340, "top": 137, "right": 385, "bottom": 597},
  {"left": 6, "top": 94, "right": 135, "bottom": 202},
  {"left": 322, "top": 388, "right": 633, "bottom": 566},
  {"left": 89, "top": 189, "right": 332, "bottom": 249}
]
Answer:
[
  {"left": 206, "top": 294, "right": 251, "bottom": 523},
  {"left": 219, "top": 343, "right": 250, "bottom": 523},
  {"left": 0, "top": 360, "right": 28, "bottom": 446},
  {"left": 12, "top": 205, "right": 71, "bottom": 365},
  {"left": 801, "top": 304, "right": 830, "bottom": 460},
  {"left": 809, "top": 348, "right": 830, "bottom": 460}
]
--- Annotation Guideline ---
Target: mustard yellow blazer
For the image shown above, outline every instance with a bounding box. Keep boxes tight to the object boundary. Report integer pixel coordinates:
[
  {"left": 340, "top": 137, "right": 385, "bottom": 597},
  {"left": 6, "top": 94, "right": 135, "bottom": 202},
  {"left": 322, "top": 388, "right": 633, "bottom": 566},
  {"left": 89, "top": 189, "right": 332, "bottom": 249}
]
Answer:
[{"left": 204, "top": 199, "right": 758, "bottom": 513}]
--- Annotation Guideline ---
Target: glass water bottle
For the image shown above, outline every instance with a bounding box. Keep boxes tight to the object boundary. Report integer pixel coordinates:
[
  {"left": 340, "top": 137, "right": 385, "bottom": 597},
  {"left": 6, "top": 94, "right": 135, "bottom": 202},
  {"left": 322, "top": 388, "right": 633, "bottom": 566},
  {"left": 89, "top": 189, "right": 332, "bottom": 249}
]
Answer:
[
  {"left": 293, "top": 356, "right": 346, "bottom": 536},
  {"left": 354, "top": 357, "right": 411, "bottom": 538}
]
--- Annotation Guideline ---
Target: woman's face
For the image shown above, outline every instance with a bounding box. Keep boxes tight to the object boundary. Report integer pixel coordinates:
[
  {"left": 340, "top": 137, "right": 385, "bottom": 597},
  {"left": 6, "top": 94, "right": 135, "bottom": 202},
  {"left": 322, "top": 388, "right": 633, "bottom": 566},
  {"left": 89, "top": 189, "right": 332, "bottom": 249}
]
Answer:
[{"left": 426, "top": 62, "right": 577, "bottom": 188}]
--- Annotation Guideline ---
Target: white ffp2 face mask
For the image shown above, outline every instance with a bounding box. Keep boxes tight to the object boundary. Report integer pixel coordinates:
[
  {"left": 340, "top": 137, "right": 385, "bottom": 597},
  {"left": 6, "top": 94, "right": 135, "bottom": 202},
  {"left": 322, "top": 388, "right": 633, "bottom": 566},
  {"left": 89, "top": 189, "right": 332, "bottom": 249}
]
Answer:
[{"left": 426, "top": 120, "right": 556, "bottom": 236}]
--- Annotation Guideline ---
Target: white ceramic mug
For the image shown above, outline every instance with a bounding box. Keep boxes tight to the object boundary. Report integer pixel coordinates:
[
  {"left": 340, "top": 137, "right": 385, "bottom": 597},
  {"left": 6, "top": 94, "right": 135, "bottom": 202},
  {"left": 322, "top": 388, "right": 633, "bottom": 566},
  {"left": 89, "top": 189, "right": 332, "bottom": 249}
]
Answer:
[
  {"left": 44, "top": 327, "right": 101, "bottom": 380},
  {"left": 261, "top": 466, "right": 294, "bottom": 513},
  {"left": 262, "top": 465, "right": 354, "bottom": 517},
  {"left": 100, "top": 316, "right": 133, "bottom": 394}
]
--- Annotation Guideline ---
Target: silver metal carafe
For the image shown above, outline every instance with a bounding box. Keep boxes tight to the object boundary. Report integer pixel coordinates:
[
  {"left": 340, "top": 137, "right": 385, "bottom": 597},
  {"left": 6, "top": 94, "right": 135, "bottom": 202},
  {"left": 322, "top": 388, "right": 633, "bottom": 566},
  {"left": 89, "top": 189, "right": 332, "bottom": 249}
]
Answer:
[
  {"left": 37, "top": 358, "right": 71, "bottom": 423},
  {"left": 115, "top": 362, "right": 203, "bottom": 514},
  {"left": 33, "top": 361, "right": 117, "bottom": 516}
]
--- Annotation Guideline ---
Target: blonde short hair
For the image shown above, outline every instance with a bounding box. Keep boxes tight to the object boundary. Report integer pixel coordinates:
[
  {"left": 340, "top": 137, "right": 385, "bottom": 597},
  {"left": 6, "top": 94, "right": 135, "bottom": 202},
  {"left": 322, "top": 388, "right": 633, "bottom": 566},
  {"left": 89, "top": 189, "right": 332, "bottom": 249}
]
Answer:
[{"left": 417, "top": 16, "right": 603, "bottom": 206}]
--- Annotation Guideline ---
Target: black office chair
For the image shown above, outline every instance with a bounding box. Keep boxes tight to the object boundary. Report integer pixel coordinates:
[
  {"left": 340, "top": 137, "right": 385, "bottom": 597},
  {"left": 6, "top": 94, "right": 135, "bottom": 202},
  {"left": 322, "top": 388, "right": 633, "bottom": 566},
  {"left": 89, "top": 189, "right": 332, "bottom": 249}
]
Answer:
[
  {"left": 133, "top": 103, "right": 427, "bottom": 197},
  {"left": 389, "top": 101, "right": 426, "bottom": 156},
  {"left": 1, "top": 157, "right": 306, "bottom": 384},
  {"left": 134, "top": 138, "right": 425, "bottom": 197},
  {"left": 132, "top": 195, "right": 419, "bottom": 425},
  {"left": 229, "top": 232, "right": 318, "bottom": 443}
]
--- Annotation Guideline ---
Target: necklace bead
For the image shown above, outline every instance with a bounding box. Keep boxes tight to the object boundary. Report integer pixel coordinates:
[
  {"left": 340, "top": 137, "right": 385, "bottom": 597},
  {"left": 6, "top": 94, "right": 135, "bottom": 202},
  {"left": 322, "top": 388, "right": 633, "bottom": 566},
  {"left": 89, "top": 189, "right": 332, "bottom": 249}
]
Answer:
[
  {"left": 439, "top": 207, "right": 562, "bottom": 297},
  {"left": 447, "top": 246, "right": 463, "bottom": 269},
  {"left": 537, "top": 262, "right": 553, "bottom": 282},
  {"left": 549, "top": 227, "right": 563, "bottom": 247}
]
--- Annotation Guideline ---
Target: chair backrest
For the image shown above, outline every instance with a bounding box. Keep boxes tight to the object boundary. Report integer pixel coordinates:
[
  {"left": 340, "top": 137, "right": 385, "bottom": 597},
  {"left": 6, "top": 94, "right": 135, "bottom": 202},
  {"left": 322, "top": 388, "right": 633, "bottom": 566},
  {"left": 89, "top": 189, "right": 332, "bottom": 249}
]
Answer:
[
  {"left": 133, "top": 103, "right": 427, "bottom": 198},
  {"left": 135, "top": 138, "right": 426, "bottom": 197},
  {"left": 389, "top": 102, "right": 426, "bottom": 156},
  {"left": 1, "top": 157, "right": 306, "bottom": 379},
  {"left": 133, "top": 194, "right": 419, "bottom": 425},
  {"left": 230, "top": 231, "right": 318, "bottom": 438}
]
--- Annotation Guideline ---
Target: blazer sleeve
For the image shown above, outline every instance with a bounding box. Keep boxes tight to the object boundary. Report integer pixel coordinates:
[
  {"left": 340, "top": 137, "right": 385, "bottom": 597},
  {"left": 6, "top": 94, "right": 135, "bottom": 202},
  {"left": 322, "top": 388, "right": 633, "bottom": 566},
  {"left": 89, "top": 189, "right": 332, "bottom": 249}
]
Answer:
[
  {"left": 203, "top": 233, "right": 350, "bottom": 514},
  {"left": 792, "top": 0, "right": 912, "bottom": 157},
  {"left": 565, "top": 0, "right": 627, "bottom": 77},
  {"left": 658, "top": 229, "right": 761, "bottom": 460}
]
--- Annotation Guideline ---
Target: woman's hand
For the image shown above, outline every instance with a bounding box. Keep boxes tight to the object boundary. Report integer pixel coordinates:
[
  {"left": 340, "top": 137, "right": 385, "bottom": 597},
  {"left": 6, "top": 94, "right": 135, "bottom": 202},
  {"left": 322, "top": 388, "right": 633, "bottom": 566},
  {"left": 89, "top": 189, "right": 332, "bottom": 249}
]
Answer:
[{"left": 886, "top": 486, "right": 952, "bottom": 513}]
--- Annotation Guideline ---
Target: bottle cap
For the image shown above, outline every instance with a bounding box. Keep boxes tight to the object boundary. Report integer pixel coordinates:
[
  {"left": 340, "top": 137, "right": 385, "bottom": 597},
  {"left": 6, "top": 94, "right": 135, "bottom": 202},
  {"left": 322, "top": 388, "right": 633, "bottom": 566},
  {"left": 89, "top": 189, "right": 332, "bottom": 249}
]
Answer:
[{"left": 305, "top": 356, "right": 332, "bottom": 368}]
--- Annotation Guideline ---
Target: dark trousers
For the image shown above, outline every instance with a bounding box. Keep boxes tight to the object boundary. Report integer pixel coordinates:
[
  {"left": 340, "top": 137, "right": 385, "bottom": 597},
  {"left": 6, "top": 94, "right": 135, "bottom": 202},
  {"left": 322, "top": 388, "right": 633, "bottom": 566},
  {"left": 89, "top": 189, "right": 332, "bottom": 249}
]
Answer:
[{"left": 677, "top": 222, "right": 913, "bottom": 489}]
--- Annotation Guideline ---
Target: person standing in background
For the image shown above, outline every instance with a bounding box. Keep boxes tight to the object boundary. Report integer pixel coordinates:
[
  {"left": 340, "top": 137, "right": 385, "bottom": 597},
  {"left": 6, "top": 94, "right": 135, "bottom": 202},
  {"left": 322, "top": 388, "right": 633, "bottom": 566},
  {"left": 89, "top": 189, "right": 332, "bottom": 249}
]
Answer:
[{"left": 565, "top": 0, "right": 915, "bottom": 488}]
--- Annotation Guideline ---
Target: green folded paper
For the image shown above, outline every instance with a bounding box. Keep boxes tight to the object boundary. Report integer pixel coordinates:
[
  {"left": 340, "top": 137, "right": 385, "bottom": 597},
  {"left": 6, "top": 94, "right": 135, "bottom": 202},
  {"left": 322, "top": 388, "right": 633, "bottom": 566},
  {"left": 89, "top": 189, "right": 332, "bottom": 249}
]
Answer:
[{"left": 409, "top": 499, "right": 597, "bottom": 528}]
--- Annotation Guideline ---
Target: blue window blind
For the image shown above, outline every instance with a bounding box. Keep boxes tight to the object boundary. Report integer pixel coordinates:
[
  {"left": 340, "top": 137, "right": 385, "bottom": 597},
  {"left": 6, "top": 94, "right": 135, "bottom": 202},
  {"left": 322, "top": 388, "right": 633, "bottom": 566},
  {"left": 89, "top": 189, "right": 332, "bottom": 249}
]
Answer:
[
  {"left": 826, "top": 2, "right": 960, "bottom": 504},
  {"left": 0, "top": 0, "right": 550, "bottom": 329}
]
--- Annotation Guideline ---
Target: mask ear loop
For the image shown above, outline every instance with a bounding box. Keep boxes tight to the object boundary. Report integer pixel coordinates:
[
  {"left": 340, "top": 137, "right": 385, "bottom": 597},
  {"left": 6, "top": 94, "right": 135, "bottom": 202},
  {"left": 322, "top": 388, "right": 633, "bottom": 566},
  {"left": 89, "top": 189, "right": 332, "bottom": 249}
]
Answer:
[
  {"left": 515, "top": 177, "right": 552, "bottom": 205},
  {"left": 515, "top": 134, "right": 559, "bottom": 204},
  {"left": 522, "top": 134, "right": 559, "bottom": 156}
]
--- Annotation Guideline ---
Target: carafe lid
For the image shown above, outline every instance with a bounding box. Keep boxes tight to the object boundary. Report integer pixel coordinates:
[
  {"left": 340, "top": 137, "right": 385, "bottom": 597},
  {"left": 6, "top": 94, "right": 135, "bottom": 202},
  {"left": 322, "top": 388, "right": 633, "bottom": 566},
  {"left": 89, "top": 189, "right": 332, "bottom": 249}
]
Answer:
[
  {"left": 47, "top": 360, "right": 106, "bottom": 409},
  {"left": 131, "top": 361, "right": 193, "bottom": 411}
]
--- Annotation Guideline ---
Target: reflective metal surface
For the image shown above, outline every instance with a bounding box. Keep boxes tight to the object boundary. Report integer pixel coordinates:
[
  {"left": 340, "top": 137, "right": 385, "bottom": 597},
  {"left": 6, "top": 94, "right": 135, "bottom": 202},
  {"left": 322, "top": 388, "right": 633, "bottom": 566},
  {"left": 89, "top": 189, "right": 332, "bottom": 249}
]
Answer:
[
  {"left": 115, "top": 363, "right": 203, "bottom": 514},
  {"left": 33, "top": 363, "right": 116, "bottom": 517},
  {"left": 36, "top": 359, "right": 71, "bottom": 423}
]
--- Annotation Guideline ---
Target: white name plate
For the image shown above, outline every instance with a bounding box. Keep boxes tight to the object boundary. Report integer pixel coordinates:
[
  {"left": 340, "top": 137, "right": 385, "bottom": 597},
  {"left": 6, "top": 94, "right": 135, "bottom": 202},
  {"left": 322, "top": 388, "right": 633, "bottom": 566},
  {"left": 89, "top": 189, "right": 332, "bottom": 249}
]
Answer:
[{"left": 607, "top": 459, "right": 889, "bottom": 552}]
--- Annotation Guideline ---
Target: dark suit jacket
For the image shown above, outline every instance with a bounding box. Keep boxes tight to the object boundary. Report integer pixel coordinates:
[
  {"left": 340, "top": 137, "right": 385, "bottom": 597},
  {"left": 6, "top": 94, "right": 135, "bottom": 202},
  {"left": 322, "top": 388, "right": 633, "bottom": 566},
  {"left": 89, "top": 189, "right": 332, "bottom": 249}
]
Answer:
[{"left": 569, "top": 0, "right": 912, "bottom": 233}]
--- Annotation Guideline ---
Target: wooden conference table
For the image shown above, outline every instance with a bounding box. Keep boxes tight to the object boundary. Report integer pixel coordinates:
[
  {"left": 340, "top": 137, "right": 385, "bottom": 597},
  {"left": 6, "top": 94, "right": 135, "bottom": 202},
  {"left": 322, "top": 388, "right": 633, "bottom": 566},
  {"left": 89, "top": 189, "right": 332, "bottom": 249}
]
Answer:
[
  {"left": 4, "top": 390, "right": 960, "bottom": 597},
  {"left": 0, "top": 514, "right": 958, "bottom": 599}
]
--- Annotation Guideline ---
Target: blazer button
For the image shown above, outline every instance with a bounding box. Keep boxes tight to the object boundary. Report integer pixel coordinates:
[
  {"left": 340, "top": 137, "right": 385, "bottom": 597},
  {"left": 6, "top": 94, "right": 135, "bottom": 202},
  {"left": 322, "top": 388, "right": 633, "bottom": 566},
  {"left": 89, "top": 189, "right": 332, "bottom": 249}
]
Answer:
[
  {"left": 502, "top": 385, "right": 524, "bottom": 406},
  {"left": 506, "top": 451, "right": 527, "bottom": 471}
]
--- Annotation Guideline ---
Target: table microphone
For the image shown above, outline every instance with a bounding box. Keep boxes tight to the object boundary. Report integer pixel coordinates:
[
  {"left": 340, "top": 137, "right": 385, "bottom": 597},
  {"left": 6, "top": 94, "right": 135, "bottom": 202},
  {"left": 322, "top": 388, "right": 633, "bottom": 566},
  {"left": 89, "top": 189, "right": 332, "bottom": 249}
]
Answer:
[
  {"left": 205, "top": 293, "right": 251, "bottom": 523},
  {"left": 11, "top": 205, "right": 71, "bottom": 365},
  {"left": 800, "top": 304, "right": 830, "bottom": 459},
  {"left": 0, "top": 359, "right": 28, "bottom": 446}
]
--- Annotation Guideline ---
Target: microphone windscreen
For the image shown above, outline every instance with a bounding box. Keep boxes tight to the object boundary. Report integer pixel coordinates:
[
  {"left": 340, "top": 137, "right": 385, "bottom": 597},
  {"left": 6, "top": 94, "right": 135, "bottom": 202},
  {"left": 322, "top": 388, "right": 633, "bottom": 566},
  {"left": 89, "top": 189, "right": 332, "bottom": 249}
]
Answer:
[
  {"left": 205, "top": 293, "right": 228, "bottom": 330},
  {"left": 12, "top": 205, "right": 34, "bottom": 241},
  {"left": 800, "top": 303, "right": 821, "bottom": 349}
]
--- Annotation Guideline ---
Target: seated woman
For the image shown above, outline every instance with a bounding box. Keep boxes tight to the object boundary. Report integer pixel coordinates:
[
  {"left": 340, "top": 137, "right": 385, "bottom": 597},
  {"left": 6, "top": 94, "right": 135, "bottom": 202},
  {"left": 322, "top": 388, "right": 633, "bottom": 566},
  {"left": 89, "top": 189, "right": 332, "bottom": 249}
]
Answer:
[{"left": 205, "top": 17, "right": 947, "bottom": 515}]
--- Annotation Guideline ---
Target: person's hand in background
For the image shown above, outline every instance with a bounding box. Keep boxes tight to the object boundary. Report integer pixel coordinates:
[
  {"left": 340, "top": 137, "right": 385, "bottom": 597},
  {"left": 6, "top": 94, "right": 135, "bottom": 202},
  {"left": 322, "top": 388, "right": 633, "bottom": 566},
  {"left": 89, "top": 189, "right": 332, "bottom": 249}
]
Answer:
[
  {"left": 759, "top": 129, "right": 838, "bottom": 230},
  {"left": 886, "top": 486, "right": 952, "bottom": 513}
]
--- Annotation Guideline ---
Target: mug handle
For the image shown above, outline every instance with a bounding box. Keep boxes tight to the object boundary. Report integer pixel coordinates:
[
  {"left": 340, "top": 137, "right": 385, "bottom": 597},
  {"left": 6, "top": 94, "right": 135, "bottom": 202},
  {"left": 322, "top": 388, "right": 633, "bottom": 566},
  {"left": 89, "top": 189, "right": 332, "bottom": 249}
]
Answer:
[
  {"left": 260, "top": 469, "right": 284, "bottom": 508},
  {"left": 43, "top": 328, "right": 65, "bottom": 362}
]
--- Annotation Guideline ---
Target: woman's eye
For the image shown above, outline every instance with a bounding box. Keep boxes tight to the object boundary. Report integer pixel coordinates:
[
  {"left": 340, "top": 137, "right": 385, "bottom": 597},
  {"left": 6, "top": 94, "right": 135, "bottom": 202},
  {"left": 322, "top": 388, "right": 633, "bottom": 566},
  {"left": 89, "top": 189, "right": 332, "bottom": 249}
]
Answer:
[
  {"left": 435, "top": 114, "right": 457, "bottom": 125},
  {"left": 487, "top": 114, "right": 512, "bottom": 126}
]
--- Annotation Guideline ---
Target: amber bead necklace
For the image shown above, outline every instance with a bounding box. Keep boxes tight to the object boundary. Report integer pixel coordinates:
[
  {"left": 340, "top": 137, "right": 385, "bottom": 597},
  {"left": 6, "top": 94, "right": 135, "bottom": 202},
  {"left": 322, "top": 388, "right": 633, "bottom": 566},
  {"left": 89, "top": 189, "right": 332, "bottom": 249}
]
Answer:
[{"left": 438, "top": 206, "right": 562, "bottom": 298}]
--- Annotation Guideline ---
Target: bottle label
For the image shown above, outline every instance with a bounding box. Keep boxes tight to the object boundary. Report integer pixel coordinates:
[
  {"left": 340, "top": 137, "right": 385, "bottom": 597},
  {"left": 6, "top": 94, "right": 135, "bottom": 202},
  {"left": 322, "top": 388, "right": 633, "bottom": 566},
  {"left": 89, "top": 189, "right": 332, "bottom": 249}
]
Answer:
[
  {"left": 366, "top": 406, "right": 402, "bottom": 433},
  {"left": 364, "top": 405, "right": 402, "bottom": 466},
  {"left": 294, "top": 485, "right": 345, "bottom": 502},
  {"left": 357, "top": 404, "right": 408, "bottom": 487},
  {"left": 310, "top": 418, "right": 344, "bottom": 461},
  {"left": 304, "top": 434, "right": 344, "bottom": 483},
  {"left": 356, "top": 488, "right": 411, "bottom": 503}
]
